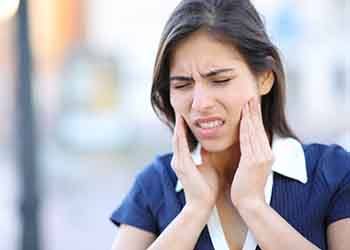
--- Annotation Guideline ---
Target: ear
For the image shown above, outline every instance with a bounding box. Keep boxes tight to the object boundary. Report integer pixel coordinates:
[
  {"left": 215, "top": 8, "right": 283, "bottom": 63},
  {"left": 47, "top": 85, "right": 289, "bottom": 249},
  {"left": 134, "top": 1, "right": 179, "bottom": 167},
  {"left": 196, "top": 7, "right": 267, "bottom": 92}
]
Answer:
[{"left": 258, "top": 71, "right": 274, "bottom": 96}]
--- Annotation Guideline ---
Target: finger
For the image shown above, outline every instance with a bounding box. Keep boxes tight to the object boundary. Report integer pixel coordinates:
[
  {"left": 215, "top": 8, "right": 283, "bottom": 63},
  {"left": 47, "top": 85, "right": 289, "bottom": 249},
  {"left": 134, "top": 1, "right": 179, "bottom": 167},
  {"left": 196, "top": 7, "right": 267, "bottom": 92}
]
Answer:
[
  {"left": 245, "top": 98, "right": 261, "bottom": 158},
  {"left": 249, "top": 97, "right": 261, "bottom": 130},
  {"left": 250, "top": 98, "right": 271, "bottom": 155},
  {"left": 172, "top": 113, "right": 185, "bottom": 176},
  {"left": 172, "top": 112, "right": 180, "bottom": 167},
  {"left": 172, "top": 113, "right": 188, "bottom": 167},
  {"left": 240, "top": 103, "right": 252, "bottom": 158},
  {"left": 255, "top": 96, "right": 263, "bottom": 122},
  {"left": 251, "top": 97, "right": 267, "bottom": 138},
  {"left": 253, "top": 98, "right": 274, "bottom": 165},
  {"left": 174, "top": 114, "right": 196, "bottom": 174},
  {"left": 177, "top": 114, "right": 191, "bottom": 156}
]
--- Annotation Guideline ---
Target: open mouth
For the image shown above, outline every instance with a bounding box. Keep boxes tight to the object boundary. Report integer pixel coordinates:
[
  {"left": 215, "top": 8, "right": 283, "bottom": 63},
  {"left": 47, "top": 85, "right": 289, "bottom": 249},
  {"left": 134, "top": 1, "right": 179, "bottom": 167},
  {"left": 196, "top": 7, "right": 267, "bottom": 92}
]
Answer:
[
  {"left": 196, "top": 119, "right": 225, "bottom": 129},
  {"left": 195, "top": 119, "right": 225, "bottom": 139}
]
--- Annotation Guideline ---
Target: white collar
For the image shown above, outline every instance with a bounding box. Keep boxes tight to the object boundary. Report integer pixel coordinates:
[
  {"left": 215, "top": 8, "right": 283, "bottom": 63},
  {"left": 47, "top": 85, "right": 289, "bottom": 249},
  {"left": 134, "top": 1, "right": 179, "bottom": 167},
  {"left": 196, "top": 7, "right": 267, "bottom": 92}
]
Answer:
[
  {"left": 175, "top": 134, "right": 307, "bottom": 192},
  {"left": 173, "top": 134, "right": 307, "bottom": 250}
]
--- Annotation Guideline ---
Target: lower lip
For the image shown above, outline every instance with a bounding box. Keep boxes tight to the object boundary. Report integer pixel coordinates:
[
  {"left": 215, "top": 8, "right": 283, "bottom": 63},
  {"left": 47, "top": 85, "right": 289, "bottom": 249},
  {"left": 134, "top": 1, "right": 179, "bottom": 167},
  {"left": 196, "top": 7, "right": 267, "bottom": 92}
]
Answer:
[{"left": 196, "top": 123, "right": 224, "bottom": 140}]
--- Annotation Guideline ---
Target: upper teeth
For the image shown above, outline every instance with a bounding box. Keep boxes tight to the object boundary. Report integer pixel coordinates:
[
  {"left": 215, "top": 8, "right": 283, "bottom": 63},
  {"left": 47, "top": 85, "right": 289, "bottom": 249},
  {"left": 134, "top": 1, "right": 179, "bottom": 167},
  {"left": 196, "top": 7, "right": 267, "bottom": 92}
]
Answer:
[{"left": 198, "top": 120, "right": 224, "bottom": 129}]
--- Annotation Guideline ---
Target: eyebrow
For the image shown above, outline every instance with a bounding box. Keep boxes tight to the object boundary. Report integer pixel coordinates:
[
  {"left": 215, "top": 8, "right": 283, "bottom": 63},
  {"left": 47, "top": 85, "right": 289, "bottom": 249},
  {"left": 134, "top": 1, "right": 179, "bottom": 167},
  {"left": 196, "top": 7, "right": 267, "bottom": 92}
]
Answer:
[{"left": 169, "top": 68, "right": 234, "bottom": 82}]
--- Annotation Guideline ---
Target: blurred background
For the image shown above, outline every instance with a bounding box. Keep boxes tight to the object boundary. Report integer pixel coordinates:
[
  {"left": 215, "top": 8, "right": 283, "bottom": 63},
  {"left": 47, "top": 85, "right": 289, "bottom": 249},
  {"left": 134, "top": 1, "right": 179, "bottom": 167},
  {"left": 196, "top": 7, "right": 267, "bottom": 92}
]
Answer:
[{"left": 0, "top": 0, "right": 349, "bottom": 249}]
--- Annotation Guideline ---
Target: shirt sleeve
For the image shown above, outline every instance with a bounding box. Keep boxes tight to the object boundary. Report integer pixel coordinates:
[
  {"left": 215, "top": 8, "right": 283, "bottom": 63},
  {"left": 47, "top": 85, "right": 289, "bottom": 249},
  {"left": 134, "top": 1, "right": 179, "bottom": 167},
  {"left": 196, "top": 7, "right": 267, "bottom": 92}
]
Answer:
[
  {"left": 110, "top": 177, "right": 158, "bottom": 234},
  {"left": 326, "top": 147, "right": 350, "bottom": 226},
  {"left": 326, "top": 174, "right": 350, "bottom": 225}
]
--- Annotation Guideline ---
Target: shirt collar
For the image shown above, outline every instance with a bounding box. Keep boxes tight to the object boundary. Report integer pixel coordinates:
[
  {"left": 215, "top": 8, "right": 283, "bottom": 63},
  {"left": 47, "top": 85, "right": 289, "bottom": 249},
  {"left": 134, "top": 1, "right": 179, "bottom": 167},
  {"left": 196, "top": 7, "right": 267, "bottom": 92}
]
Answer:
[{"left": 175, "top": 134, "right": 307, "bottom": 192}]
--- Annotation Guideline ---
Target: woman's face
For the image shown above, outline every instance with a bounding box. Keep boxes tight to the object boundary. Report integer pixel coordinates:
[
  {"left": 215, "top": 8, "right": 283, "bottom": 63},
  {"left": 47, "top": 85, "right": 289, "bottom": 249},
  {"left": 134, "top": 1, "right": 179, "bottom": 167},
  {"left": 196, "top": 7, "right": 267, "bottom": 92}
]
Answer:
[{"left": 169, "top": 31, "right": 265, "bottom": 152}]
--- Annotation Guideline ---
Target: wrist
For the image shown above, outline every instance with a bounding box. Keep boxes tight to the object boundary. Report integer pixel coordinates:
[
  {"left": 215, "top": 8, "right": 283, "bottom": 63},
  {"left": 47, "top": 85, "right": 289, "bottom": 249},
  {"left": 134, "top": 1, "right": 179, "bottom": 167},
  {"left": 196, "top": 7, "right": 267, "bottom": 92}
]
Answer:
[
  {"left": 184, "top": 202, "right": 214, "bottom": 219},
  {"left": 235, "top": 197, "right": 267, "bottom": 217}
]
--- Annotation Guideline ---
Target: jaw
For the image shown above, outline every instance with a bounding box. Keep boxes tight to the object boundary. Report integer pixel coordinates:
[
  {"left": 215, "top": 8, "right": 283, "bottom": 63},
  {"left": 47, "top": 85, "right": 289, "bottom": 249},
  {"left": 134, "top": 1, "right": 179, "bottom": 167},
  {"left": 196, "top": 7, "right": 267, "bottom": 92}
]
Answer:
[{"left": 198, "top": 134, "right": 237, "bottom": 153}]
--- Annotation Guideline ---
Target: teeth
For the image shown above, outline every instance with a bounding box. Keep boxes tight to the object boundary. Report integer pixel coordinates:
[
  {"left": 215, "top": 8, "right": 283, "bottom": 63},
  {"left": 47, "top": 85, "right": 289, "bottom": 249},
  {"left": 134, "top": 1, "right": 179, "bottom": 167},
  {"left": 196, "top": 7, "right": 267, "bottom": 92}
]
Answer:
[{"left": 198, "top": 120, "right": 224, "bottom": 129}]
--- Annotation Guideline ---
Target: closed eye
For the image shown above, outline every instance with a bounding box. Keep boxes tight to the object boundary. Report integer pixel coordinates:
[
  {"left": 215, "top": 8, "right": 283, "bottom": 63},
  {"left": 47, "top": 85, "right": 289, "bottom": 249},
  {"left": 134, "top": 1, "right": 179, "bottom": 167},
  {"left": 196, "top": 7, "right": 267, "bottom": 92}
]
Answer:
[
  {"left": 212, "top": 79, "right": 230, "bottom": 84},
  {"left": 173, "top": 83, "right": 192, "bottom": 89}
]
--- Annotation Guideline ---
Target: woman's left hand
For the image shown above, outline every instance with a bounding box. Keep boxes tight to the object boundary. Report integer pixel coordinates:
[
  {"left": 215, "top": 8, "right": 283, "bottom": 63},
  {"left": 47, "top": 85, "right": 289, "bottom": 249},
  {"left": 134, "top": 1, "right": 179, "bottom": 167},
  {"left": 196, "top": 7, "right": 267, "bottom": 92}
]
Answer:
[{"left": 230, "top": 97, "right": 274, "bottom": 209}]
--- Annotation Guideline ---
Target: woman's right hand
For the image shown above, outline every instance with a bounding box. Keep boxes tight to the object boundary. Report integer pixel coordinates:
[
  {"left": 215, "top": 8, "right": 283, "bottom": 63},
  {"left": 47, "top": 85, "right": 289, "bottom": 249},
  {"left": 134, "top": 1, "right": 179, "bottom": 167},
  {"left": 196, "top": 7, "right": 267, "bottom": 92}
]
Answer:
[{"left": 172, "top": 113, "right": 219, "bottom": 210}]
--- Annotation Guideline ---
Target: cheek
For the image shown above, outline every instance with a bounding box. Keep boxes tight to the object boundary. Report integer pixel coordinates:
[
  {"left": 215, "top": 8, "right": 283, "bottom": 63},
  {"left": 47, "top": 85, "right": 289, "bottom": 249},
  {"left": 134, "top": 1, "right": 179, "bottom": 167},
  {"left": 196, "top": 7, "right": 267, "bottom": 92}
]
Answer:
[
  {"left": 225, "top": 92, "right": 248, "bottom": 113},
  {"left": 223, "top": 91, "right": 253, "bottom": 126},
  {"left": 170, "top": 92, "right": 187, "bottom": 113},
  {"left": 229, "top": 82, "right": 258, "bottom": 110}
]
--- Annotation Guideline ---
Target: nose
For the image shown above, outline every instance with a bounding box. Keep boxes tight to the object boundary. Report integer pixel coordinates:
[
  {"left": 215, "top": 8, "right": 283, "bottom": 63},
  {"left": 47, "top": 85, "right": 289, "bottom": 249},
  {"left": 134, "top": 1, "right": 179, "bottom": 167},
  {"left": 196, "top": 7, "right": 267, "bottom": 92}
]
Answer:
[{"left": 191, "top": 83, "right": 215, "bottom": 112}]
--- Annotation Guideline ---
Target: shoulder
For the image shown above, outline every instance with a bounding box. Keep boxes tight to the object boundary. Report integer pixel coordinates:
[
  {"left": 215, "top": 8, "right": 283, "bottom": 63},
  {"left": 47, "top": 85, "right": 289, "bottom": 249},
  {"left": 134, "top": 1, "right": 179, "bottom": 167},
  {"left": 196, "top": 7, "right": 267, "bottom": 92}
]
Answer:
[
  {"left": 110, "top": 153, "right": 175, "bottom": 233},
  {"left": 131, "top": 152, "right": 181, "bottom": 220},
  {"left": 302, "top": 143, "right": 350, "bottom": 189}
]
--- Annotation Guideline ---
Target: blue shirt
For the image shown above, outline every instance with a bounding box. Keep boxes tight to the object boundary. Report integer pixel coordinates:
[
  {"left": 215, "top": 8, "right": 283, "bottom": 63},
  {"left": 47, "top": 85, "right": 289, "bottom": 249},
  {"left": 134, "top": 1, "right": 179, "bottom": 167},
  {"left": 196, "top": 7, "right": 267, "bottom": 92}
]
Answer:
[{"left": 110, "top": 142, "right": 350, "bottom": 249}]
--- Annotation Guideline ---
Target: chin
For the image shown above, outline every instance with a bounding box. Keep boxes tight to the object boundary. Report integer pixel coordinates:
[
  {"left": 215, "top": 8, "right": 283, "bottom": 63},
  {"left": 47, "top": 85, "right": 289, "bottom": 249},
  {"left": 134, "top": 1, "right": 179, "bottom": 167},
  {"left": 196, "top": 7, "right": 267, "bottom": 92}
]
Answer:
[{"left": 199, "top": 138, "right": 234, "bottom": 153}]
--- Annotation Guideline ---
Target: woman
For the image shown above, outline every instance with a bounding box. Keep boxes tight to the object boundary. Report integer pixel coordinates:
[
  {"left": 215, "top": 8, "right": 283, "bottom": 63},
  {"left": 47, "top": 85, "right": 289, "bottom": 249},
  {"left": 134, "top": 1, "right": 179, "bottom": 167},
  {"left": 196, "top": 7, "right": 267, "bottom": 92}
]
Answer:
[{"left": 110, "top": 0, "right": 350, "bottom": 249}]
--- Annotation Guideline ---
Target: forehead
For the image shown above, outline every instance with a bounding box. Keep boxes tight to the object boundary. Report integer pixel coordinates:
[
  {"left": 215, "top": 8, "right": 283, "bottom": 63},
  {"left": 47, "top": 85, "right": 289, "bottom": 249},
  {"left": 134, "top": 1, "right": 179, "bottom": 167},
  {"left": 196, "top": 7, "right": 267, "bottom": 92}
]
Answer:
[{"left": 169, "top": 30, "right": 244, "bottom": 73}]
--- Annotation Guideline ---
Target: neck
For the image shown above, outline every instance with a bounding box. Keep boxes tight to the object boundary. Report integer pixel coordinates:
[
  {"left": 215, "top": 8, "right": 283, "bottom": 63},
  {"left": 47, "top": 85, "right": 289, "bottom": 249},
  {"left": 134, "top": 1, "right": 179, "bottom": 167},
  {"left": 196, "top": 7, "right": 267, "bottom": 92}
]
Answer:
[{"left": 211, "top": 143, "right": 241, "bottom": 193}]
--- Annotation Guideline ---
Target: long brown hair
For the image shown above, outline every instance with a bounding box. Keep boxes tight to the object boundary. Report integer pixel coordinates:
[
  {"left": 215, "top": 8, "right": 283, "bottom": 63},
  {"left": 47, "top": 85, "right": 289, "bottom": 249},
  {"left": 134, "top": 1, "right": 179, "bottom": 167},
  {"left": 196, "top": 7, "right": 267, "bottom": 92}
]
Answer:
[{"left": 151, "top": 0, "right": 299, "bottom": 151}]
